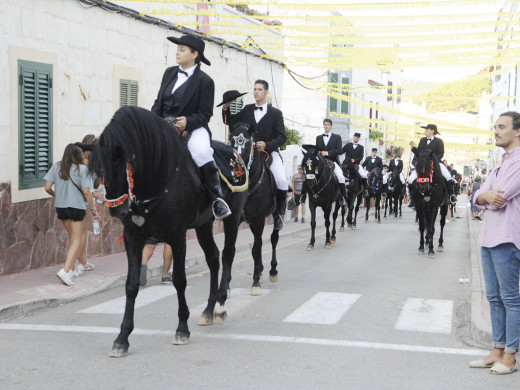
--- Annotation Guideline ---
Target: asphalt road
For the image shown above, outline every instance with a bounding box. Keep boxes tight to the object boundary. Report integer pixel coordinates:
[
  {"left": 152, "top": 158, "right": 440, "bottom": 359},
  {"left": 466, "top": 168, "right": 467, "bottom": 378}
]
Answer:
[{"left": 0, "top": 203, "right": 517, "bottom": 389}]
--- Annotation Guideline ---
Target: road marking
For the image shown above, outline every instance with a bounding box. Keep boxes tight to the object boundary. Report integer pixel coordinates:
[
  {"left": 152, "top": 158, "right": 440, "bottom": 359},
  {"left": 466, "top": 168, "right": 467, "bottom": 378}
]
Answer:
[
  {"left": 0, "top": 324, "right": 487, "bottom": 356},
  {"left": 191, "top": 288, "right": 271, "bottom": 316},
  {"left": 394, "top": 298, "right": 453, "bottom": 334},
  {"left": 77, "top": 285, "right": 179, "bottom": 314},
  {"left": 283, "top": 292, "right": 361, "bottom": 325}
]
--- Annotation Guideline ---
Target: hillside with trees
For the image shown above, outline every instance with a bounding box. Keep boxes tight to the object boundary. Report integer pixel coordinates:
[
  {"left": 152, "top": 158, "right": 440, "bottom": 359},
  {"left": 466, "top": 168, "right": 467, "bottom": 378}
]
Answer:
[{"left": 412, "top": 69, "right": 492, "bottom": 113}]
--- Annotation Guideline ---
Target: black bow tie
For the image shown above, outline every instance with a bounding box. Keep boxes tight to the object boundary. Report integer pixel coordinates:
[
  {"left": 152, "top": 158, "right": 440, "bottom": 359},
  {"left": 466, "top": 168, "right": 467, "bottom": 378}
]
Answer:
[
  {"left": 178, "top": 70, "right": 188, "bottom": 77},
  {"left": 323, "top": 134, "right": 329, "bottom": 137},
  {"left": 427, "top": 137, "right": 433, "bottom": 142},
  {"left": 254, "top": 106, "right": 263, "bottom": 111}
]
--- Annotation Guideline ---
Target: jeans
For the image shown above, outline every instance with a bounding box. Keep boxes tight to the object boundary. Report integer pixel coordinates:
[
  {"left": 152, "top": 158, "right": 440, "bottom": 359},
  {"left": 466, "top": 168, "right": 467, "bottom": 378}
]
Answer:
[{"left": 481, "top": 243, "right": 520, "bottom": 354}]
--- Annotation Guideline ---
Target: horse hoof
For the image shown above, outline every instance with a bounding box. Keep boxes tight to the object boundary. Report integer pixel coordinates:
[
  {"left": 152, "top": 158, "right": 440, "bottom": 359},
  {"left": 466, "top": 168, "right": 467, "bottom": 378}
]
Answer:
[
  {"left": 108, "top": 343, "right": 129, "bottom": 358},
  {"left": 347, "top": 224, "right": 352, "bottom": 228},
  {"left": 269, "top": 274, "right": 278, "bottom": 283},
  {"left": 330, "top": 238, "right": 336, "bottom": 244},
  {"left": 251, "top": 286, "right": 262, "bottom": 296},
  {"left": 339, "top": 227, "right": 344, "bottom": 232},
  {"left": 418, "top": 249, "right": 425, "bottom": 255},
  {"left": 172, "top": 332, "right": 190, "bottom": 345},
  {"left": 428, "top": 251, "right": 435, "bottom": 257},
  {"left": 213, "top": 303, "right": 227, "bottom": 325},
  {"left": 198, "top": 312, "right": 213, "bottom": 326},
  {"left": 377, "top": 220, "right": 381, "bottom": 224},
  {"left": 325, "top": 242, "right": 331, "bottom": 249},
  {"left": 365, "top": 219, "right": 368, "bottom": 223},
  {"left": 351, "top": 225, "right": 357, "bottom": 230},
  {"left": 307, "top": 245, "right": 314, "bottom": 251},
  {"left": 437, "top": 246, "right": 444, "bottom": 252}
]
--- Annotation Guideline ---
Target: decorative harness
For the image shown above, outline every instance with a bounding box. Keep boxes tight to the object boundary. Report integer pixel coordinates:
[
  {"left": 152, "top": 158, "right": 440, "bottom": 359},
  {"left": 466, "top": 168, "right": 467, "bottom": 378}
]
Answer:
[
  {"left": 304, "top": 155, "right": 333, "bottom": 200},
  {"left": 417, "top": 161, "right": 434, "bottom": 184}
]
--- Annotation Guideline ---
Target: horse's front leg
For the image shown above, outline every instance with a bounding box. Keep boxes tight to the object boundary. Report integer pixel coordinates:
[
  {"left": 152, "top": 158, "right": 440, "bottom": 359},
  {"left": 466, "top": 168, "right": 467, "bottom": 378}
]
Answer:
[
  {"left": 307, "top": 203, "right": 317, "bottom": 250},
  {"left": 438, "top": 204, "right": 448, "bottom": 252},
  {"left": 248, "top": 222, "right": 265, "bottom": 295},
  {"left": 417, "top": 209, "right": 425, "bottom": 255},
  {"left": 324, "top": 206, "right": 332, "bottom": 248},
  {"left": 427, "top": 209, "right": 438, "bottom": 257},
  {"left": 339, "top": 204, "right": 346, "bottom": 231},
  {"left": 365, "top": 197, "right": 370, "bottom": 222},
  {"left": 352, "top": 195, "right": 361, "bottom": 229},
  {"left": 195, "top": 221, "right": 221, "bottom": 326},
  {"left": 110, "top": 228, "right": 145, "bottom": 358},
  {"left": 269, "top": 228, "right": 280, "bottom": 283}
]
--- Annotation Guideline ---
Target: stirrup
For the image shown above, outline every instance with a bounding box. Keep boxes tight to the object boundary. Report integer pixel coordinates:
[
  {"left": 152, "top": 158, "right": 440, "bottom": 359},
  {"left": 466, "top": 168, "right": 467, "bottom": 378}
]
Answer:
[{"left": 212, "top": 198, "right": 232, "bottom": 220}]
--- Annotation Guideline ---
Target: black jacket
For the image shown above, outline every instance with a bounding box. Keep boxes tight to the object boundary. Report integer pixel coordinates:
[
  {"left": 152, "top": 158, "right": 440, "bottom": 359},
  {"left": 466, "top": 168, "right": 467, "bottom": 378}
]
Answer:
[
  {"left": 412, "top": 136, "right": 444, "bottom": 161},
  {"left": 362, "top": 156, "right": 383, "bottom": 172},
  {"left": 342, "top": 142, "right": 365, "bottom": 165},
  {"left": 223, "top": 104, "right": 286, "bottom": 153},
  {"left": 388, "top": 158, "right": 403, "bottom": 174},
  {"left": 316, "top": 133, "right": 343, "bottom": 165},
  {"left": 151, "top": 65, "right": 214, "bottom": 132}
]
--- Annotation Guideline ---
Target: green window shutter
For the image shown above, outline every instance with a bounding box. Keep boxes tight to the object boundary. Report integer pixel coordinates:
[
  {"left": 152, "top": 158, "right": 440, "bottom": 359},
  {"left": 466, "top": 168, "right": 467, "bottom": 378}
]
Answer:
[
  {"left": 120, "top": 79, "right": 138, "bottom": 107},
  {"left": 329, "top": 72, "right": 338, "bottom": 113},
  {"left": 340, "top": 76, "right": 349, "bottom": 114},
  {"left": 230, "top": 97, "right": 243, "bottom": 115},
  {"left": 18, "top": 60, "right": 53, "bottom": 190}
]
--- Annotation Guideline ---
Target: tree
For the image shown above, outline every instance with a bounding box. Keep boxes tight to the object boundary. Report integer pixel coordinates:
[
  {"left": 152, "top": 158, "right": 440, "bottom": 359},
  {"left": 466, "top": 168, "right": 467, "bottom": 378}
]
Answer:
[{"left": 281, "top": 127, "right": 303, "bottom": 150}]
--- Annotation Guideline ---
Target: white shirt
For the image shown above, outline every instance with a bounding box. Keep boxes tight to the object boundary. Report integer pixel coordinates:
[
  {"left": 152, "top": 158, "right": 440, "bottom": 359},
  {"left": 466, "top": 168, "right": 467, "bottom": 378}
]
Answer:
[
  {"left": 254, "top": 102, "right": 268, "bottom": 123},
  {"left": 353, "top": 143, "right": 358, "bottom": 149},
  {"left": 172, "top": 64, "right": 197, "bottom": 94},
  {"left": 426, "top": 137, "right": 434, "bottom": 144},
  {"left": 323, "top": 131, "right": 332, "bottom": 146}
]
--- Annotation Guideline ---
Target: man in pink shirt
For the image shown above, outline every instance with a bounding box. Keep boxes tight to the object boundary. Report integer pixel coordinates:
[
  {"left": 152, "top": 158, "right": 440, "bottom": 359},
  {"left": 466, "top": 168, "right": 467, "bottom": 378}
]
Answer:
[{"left": 470, "top": 111, "right": 520, "bottom": 375}]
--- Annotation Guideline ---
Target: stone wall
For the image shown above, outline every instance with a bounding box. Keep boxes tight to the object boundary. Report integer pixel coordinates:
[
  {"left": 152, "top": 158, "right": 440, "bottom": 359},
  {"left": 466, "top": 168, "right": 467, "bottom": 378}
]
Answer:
[{"left": 0, "top": 181, "right": 124, "bottom": 275}]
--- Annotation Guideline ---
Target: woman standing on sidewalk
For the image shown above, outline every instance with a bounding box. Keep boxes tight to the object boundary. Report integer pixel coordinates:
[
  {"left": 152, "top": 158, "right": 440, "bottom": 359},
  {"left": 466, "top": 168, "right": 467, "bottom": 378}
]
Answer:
[
  {"left": 44, "top": 144, "right": 96, "bottom": 286},
  {"left": 469, "top": 111, "right": 520, "bottom": 375}
]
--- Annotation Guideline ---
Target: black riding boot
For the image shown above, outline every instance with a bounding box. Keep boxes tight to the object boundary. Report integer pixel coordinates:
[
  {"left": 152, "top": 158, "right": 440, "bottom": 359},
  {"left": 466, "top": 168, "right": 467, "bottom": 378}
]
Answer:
[
  {"left": 447, "top": 180, "right": 458, "bottom": 204},
  {"left": 200, "top": 162, "right": 232, "bottom": 220},
  {"left": 339, "top": 183, "right": 347, "bottom": 206},
  {"left": 273, "top": 189, "right": 288, "bottom": 230},
  {"left": 362, "top": 178, "right": 369, "bottom": 197}
]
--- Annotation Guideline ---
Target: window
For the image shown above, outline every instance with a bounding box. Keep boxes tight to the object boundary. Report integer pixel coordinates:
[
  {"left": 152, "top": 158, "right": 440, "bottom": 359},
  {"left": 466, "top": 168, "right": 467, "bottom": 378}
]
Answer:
[
  {"left": 387, "top": 81, "right": 393, "bottom": 102},
  {"left": 120, "top": 79, "right": 138, "bottom": 107},
  {"left": 230, "top": 97, "right": 243, "bottom": 115},
  {"left": 328, "top": 73, "right": 349, "bottom": 114},
  {"left": 18, "top": 60, "right": 53, "bottom": 190}
]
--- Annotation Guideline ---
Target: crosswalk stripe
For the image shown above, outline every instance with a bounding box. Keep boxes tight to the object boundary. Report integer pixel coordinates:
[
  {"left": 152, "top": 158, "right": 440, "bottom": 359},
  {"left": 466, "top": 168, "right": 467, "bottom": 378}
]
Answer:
[
  {"left": 78, "top": 285, "right": 178, "bottom": 314},
  {"left": 394, "top": 298, "right": 453, "bottom": 334},
  {"left": 283, "top": 292, "right": 361, "bottom": 325},
  {"left": 191, "top": 288, "right": 271, "bottom": 316}
]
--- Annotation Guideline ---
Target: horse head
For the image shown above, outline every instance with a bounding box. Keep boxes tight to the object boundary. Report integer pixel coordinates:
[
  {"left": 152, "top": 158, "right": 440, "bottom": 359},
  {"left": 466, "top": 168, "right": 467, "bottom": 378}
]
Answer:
[
  {"left": 301, "top": 144, "right": 327, "bottom": 192},
  {"left": 370, "top": 167, "right": 383, "bottom": 191},
  {"left": 415, "top": 148, "right": 441, "bottom": 195},
  {"left": 89, "top": 106, "right": 183, "bottom": 220},
  {"left": 229, "top": 122, "right": 253, "bottom": 164}
]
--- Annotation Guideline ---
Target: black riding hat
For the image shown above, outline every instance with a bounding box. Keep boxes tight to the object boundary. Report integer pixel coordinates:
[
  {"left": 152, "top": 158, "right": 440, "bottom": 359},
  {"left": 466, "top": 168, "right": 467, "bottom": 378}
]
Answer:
[
  {"left": 216, "top": 90, "right": 247, "bottom": 107},
  {"left": 421, "top": 124, "right": 440, "bottom": 135},
  {"left": 167, "top": 35, "right": 211, "bottom": 66}
]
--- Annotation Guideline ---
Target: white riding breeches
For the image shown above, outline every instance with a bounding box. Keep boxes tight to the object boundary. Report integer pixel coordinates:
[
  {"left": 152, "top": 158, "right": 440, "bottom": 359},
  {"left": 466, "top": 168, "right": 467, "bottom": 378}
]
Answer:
[
  {"left": 333, "top": 162, "right": 345, "bottom": 184},
  {"left": 357, "top": 164, "right": 368, "bottom": 179},
  {"left": 408, "top": 163, "right": 452, "bottom": 182},
  {"left": 187, "top": 127, "right": 214, "bottom": 167},
  {"left": 270, "top": 151, "right": 289, "bottom": 191}
]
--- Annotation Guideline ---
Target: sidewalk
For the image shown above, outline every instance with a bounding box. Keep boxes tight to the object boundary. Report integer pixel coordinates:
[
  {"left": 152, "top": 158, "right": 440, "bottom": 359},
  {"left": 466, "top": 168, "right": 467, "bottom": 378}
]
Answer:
[{"left": 0, "top": 215, "right": 320, "bottom": 322}]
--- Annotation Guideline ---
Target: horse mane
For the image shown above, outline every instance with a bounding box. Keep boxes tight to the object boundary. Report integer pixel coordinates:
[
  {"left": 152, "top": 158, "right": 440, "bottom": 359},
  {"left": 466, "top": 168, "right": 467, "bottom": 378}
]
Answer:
[{"left": 89, "top": 106, "right": 190, "bottom": 196}]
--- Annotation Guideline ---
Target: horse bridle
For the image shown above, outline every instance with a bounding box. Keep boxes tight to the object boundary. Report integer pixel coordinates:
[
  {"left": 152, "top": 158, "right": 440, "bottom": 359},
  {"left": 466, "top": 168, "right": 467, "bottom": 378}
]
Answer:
[
  {"left": 104, "top": 160, "right": 136, "bottom": 208},
  {"left": 417, "top": 160, "right": 435, "bottom": 197}
]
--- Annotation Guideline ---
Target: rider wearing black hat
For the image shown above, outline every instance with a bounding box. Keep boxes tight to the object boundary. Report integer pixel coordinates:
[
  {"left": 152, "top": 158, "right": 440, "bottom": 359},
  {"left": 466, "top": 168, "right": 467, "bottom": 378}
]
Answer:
[
  {"left": 342, "top": 132, "right": 369, "bottom": 197},
  {"left": 409, "top": 124, "right": 457, "bottom": 204},
  {"left": 152, "top": 34, "right": 231, "bottom": 220}
]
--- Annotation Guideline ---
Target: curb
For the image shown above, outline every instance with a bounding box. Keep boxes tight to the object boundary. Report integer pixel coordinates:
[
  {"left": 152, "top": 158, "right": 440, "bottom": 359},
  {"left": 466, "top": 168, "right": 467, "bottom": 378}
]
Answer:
[
  {"left": 0, "top": 223, "right": 315, "bottom": 322},
  {"left": 467, "top": 206, "right": 492, "bottom": 346}
]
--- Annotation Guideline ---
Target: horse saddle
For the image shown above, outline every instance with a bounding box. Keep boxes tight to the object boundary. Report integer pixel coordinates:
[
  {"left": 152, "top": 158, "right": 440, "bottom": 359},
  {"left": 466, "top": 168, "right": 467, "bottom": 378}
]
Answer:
[{"left": 212, "top": 140, "right": 248, "bottom": 191}]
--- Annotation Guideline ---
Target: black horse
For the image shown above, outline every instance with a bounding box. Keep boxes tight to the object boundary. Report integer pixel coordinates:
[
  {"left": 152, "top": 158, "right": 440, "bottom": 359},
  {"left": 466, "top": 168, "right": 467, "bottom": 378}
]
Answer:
[
  {"left": 89, "top": 106, "right": 248, "bottom": 356},
  {"left": 365, "top": 167, "right": 384, "bottom": 223},
  {"left": 300, "top": 145, "right": 342, "bottom": 250},
  {"left": 340, "top": 159, "right": 363, "bottom": 230},
  {"left": 228, "top": 122, "right": 279, "bottom": 296},
  {"left": 385, "top": 170, "right": 404, "bottom": 219},
  {"left": 409, "top": 149, "right": 449, "bottom": 256}
]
